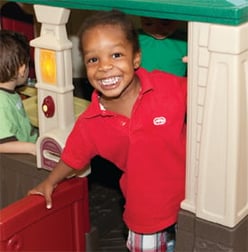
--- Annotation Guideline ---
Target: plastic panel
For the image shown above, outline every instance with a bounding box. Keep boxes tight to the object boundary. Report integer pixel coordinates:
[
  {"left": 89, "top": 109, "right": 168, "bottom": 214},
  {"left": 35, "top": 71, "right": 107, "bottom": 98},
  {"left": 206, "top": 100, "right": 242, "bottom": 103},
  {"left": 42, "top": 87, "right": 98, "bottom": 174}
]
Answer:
[{"left": 0, "top": 177, "right": 90, "bottom": 251}]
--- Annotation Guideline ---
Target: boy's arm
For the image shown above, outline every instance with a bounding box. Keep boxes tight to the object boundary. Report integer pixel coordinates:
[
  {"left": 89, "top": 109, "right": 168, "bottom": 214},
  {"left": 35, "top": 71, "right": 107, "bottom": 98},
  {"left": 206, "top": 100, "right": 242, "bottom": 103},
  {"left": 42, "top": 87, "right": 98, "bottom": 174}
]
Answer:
[
  {"left": 28, "top": 159, "right": 75, "bottom": 209},
  {"left": 0, "top": 141, "right": 36, "bottom": 155}
]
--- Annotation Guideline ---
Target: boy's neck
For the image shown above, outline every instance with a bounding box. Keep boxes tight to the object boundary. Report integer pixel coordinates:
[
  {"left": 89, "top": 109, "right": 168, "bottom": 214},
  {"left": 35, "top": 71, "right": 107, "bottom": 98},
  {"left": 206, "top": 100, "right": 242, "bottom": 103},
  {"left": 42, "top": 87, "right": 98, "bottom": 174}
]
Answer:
[
  {"left": 99, "top": 76, "right": 141, "bottom": 118},
  {"left": 0, "top": 81, "right": 17, "bottom": 91}
]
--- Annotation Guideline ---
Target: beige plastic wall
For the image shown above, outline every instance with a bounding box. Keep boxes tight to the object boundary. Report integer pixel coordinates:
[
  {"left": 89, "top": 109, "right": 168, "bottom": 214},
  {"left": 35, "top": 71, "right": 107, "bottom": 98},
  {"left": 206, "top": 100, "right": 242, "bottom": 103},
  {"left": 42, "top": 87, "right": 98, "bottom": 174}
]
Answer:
[{"left": 182, "top": 21, "right": 248, "bottom": 227}]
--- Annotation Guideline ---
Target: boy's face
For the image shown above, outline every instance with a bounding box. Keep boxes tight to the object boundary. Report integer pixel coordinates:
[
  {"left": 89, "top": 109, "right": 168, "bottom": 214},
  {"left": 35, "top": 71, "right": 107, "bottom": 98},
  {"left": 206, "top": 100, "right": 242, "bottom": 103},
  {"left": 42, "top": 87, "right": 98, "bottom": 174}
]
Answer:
[
  {"left": 81, "top": 24, "right": 141, "bottom": 99},
  {"left": 141, "top": 17, "right": 178, "bottom": 39}
]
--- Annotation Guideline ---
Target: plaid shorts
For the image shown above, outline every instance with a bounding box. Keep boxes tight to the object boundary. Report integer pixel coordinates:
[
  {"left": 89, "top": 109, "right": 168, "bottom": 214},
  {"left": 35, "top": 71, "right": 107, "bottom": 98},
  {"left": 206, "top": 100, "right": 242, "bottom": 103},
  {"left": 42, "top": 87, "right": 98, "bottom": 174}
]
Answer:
[{"left": 126, "top": 224, "right": 176, "bottom": 252}]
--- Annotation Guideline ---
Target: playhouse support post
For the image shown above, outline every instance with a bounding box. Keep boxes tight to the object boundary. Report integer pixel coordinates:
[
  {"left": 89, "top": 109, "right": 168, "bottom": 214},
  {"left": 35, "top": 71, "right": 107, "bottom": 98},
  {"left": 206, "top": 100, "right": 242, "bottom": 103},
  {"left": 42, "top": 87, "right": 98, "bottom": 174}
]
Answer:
[{"left": 176, "top": 21, "right": 248, "bottom": 251}]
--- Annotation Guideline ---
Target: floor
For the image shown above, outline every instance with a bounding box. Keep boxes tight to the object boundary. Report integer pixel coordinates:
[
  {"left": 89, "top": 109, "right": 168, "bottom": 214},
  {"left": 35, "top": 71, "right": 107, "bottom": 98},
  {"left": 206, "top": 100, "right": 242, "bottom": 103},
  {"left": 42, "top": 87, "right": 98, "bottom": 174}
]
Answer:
[{"left": 88, "top": 156, "right": 129, "bottom": 252}]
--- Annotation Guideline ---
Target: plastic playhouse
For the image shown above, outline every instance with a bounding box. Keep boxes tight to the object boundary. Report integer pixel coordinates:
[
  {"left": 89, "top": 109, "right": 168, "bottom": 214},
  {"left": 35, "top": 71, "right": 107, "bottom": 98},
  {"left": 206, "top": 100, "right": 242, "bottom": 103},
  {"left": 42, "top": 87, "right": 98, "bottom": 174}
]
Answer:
[{"left": 0, "top": 0, "right": 248, "bottom": 251}]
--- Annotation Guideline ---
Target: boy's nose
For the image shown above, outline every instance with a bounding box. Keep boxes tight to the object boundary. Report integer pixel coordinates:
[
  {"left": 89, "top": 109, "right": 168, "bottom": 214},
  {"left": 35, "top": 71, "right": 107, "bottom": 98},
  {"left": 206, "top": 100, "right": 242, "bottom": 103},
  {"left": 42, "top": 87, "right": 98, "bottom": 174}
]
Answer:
[{"left": 98, "top": 59, "right": 113, "bottom": 71}]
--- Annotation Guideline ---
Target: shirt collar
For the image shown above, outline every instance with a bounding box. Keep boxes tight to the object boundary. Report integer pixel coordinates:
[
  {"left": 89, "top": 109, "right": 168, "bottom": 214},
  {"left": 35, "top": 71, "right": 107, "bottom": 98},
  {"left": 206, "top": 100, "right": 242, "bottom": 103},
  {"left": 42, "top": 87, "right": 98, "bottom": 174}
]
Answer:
[{"left": 82, "top": 67, "right": 154, "bottom": 118}]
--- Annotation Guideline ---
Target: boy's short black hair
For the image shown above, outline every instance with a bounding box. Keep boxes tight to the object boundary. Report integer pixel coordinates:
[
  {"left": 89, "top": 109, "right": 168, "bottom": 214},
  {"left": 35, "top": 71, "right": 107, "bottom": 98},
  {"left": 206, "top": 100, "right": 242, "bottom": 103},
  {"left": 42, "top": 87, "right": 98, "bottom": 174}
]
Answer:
[
  {"left": 78, "top": 9, "right": 140, "bottom": 54},
  {"left": 0, "top": 30, "right": 30, "bottom": 83}
]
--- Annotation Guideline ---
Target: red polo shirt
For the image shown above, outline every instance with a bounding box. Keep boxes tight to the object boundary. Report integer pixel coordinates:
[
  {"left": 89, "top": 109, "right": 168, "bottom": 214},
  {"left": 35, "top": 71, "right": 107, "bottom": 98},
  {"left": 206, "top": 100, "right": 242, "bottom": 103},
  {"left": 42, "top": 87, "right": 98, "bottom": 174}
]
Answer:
[{"left": 62, "top": 67, "right": 187, "bottom": 233}]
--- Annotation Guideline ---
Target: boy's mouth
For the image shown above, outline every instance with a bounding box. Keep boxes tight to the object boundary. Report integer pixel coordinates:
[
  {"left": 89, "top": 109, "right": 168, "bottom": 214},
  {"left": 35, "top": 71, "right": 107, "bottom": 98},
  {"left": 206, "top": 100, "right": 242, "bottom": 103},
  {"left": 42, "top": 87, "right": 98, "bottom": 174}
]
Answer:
[{"left": 100, "top": 76, "right": 120, "bottom": 86}]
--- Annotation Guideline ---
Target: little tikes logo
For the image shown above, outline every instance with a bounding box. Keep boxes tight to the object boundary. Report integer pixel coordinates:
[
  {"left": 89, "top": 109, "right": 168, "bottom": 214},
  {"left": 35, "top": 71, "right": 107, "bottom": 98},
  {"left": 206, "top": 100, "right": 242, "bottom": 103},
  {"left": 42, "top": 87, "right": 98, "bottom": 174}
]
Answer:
[{"left": 153, "top": 116, "right": 166, "bottom": 125}]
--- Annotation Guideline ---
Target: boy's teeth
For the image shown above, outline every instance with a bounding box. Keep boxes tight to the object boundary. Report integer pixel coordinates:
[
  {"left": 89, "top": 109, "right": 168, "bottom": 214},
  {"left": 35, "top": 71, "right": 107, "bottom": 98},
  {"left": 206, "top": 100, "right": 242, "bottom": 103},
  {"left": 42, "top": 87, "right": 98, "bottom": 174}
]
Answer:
[{"left": 102, "top": 77, "right": 119, "bottom": 85}]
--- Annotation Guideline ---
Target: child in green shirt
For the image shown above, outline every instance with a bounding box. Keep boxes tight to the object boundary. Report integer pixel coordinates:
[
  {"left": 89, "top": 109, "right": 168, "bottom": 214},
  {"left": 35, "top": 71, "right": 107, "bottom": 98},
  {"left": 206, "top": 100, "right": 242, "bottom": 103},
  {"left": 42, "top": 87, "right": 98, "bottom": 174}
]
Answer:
[
  {"left": 139, "top": 17, "right": 187, "bottom": 76},
  {"left": 0, "top": 30, "right": 37, "bottom": 155}
]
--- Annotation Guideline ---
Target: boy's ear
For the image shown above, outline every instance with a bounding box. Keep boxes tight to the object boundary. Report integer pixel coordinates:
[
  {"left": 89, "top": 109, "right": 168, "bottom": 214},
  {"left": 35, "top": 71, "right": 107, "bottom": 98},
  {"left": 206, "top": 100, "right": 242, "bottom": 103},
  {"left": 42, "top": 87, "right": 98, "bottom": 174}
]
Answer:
[
  {"left": 134, "top": 51, "right": 141, "bottom": 70},
  {"left": 18, "top": 64, "right": 26, "bottom": 78}
]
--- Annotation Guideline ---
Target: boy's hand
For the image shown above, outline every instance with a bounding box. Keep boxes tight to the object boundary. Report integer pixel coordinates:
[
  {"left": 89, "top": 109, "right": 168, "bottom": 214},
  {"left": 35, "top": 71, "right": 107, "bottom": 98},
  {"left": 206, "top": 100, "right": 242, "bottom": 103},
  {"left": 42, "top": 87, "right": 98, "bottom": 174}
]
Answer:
[
  {"left": 28, "top": 160, "right": 74, "bottom": 209},
  {"left": 28, "top": 180, "right": 57, "bottom": 209},
  {"left": 182, "top": 56, "right": 188, "bottom": 63}
]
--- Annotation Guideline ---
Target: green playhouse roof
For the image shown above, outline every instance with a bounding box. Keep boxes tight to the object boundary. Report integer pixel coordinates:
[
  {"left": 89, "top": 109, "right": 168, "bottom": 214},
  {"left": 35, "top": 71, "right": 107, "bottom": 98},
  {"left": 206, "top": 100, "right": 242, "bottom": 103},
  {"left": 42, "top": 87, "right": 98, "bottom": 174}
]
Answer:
[{"left": 13, "top": 0, "right": 248, "bottom": 25}]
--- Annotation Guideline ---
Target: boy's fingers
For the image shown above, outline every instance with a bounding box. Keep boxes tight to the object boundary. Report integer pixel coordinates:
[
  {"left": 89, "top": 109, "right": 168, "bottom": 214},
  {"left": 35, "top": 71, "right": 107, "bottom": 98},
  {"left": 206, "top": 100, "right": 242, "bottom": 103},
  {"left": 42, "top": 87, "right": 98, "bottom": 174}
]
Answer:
[
  {"left": 27, "top": 189, "right": 53, "bottom": 209},
  {"left": 27, "top": 189, "right": 44, "bottom": 196},
  {"left": 45, "top": 196, "right": 52, "bottom": 209},
  {"left": 182, "top": 56, "right": 188, "bottom": 63}
]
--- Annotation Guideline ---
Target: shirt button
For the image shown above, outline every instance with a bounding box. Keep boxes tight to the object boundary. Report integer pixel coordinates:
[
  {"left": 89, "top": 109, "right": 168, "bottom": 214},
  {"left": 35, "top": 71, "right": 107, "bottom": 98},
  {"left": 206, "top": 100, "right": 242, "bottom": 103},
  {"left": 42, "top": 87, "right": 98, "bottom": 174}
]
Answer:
[{"left": 121, "top": 121, "right": 126, "bottom": 126}]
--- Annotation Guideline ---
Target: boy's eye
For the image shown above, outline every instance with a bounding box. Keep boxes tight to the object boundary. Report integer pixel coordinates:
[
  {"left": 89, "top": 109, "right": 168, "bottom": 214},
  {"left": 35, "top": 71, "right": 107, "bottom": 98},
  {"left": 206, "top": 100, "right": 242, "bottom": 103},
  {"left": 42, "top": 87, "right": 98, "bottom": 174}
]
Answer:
[
  {"left": 87, "top": 57, "right": 98, "bottom": 64},
  {"left": 112, "top": 53, "right": 122, "bottom": 58}
]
